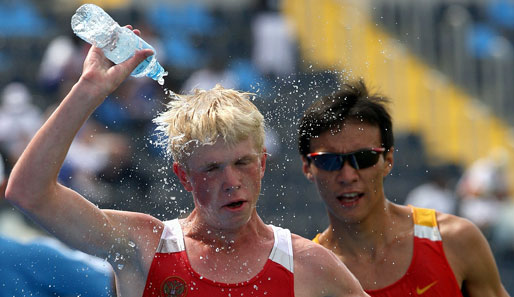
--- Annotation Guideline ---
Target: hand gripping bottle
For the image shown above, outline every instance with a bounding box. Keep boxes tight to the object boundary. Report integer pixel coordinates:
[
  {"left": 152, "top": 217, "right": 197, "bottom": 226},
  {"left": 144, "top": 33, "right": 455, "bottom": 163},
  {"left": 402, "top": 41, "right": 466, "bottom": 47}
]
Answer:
[{"left": 71, "top": 3, "right": 167, "bottom": 84}]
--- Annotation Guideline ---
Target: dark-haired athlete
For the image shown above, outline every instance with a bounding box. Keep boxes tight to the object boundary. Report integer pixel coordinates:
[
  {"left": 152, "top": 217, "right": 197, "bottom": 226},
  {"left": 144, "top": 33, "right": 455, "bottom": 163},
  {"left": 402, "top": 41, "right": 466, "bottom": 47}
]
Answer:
[{"left": 298, "top": 80, "right": 510, "bottom": 297}]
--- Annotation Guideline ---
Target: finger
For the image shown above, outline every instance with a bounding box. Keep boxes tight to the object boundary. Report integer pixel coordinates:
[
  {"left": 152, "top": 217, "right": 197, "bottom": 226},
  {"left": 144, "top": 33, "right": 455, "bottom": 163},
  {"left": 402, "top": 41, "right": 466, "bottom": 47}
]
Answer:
[
  {"left": 122, "top": 25, "right": 141, "bottom": 36},
  {"left": 121, "top": 49, "right": 153, "bottom": 72}
]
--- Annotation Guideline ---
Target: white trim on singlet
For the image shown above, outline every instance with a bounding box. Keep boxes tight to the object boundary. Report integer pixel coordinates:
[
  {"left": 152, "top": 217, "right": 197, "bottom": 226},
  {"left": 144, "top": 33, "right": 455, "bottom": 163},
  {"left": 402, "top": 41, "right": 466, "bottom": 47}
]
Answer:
[
  {"left": 156, "top": 220, "right": 294, "bottom": 273},
  {"left": 269, "top": 225, "right": 294, "bottom": 273},
  {"left": 414, "top": 224, "right": 442, "bottom": 241},
  {"left": 157, "top": 219, "right": 185, "bottom": 253}
]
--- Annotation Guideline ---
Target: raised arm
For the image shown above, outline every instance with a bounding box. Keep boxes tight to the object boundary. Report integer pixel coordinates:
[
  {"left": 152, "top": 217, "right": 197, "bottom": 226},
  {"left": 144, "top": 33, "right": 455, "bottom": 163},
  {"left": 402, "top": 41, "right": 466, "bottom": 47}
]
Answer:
[
  {"left": 439, "top": 213, "right": 510, "bottom": 297},
  {"left": 5, "top": 28, "right": 157, "bottom": 260}
]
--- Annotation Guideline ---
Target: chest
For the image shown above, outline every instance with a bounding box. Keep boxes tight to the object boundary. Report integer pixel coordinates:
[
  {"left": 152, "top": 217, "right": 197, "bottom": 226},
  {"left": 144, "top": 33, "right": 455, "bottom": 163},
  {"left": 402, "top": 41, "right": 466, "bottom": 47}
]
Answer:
[
  {"left": 344, "top": 237, "right": 463, "bottom": 296},
  {"left": 344, "top": 239, "right": 412, "bottom": 290},
  {"left": 188, "top": 245, "right": 271, "bottom": 283},
  {"left": 143, "top": 249, "right": 295, "bottom": 297}
]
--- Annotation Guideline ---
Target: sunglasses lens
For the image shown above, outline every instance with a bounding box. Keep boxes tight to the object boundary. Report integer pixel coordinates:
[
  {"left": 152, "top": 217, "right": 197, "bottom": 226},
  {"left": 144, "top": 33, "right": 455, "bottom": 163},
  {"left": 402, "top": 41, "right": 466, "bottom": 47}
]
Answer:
[
  {"left": 309, "top": 149, "right": 383, "bottom": 171},
  {"left": 312, "top": 154, "right": 343, "bottom": 171},
  {"left": 353, "top": 150, "right": 381, "bottom": 169}
]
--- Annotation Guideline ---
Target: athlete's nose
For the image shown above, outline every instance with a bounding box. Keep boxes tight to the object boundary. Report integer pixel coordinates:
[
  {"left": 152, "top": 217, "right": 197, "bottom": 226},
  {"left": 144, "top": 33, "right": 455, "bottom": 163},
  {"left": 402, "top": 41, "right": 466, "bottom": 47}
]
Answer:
[
  {"left": 223, "top": 165, "right": 242, "bottom": 192},
  {"left": 336, "top": 159, "right": 359, "bottom": 185}
]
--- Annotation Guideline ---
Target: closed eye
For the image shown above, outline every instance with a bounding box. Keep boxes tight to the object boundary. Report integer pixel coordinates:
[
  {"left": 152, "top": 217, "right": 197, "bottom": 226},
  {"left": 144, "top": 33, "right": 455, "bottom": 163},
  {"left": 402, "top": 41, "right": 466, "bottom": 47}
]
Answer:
[{"left": 204, "top": 164, "right": 220, "bottom": 172}]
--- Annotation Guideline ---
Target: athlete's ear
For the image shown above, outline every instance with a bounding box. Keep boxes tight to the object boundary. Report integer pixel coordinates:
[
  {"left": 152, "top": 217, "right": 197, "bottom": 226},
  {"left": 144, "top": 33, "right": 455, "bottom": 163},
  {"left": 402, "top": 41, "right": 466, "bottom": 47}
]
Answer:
[
  {"left": 173, "top": 162, "right": 193, "bottom": 192},
  {"left": 301, "top": 156, "right": 314, "bottom": 182},
  {"left": 383, "top": 147, "right": 394, "bottom": 177}
]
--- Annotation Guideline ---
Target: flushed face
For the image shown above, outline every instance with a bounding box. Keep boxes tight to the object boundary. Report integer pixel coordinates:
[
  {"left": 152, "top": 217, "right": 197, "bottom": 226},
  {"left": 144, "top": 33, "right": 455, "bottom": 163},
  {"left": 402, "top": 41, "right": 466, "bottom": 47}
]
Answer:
[{"left": 178, "top": 138, "right": 267, "bottom": 230}]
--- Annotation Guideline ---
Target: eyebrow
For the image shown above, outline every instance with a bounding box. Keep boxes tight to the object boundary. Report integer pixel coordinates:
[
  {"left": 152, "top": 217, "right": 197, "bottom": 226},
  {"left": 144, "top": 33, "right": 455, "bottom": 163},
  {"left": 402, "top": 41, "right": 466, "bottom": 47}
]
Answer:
[{"left": 237, "top": 154, "right": 257, "bottom": 161}]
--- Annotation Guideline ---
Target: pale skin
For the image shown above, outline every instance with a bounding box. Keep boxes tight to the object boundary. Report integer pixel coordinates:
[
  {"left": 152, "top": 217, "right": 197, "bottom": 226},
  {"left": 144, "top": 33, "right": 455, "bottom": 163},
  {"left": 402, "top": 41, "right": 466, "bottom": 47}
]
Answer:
[
  {"left": 6, "top": 27, "right": 368, "bottom": 297},
  {"left": 302, "top": 119, "right": 510, "bottom": 297}
]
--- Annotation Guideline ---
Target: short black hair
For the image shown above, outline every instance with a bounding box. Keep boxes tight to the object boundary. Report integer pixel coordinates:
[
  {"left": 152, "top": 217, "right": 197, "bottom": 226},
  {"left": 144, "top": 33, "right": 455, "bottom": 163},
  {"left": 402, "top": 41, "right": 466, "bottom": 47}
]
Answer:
[{"left": 298, "top": 79, "right": 394, "bottom": 157}]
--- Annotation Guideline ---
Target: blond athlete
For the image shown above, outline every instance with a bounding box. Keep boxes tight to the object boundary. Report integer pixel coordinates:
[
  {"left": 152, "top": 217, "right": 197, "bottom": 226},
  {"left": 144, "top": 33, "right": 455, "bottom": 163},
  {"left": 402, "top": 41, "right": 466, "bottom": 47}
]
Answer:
[{"left": 6, "top": 27, "right": 368, "bottom": 297}]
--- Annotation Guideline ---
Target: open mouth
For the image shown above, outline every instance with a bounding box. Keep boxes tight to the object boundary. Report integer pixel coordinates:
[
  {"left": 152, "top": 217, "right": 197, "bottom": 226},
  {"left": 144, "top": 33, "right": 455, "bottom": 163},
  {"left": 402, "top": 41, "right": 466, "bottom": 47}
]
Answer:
[
  {"left": 224, "top": 201, "right": 245, "bottom": 209},
  {"left": 337, "top": 193, "right": 363, "bottom": 207}
]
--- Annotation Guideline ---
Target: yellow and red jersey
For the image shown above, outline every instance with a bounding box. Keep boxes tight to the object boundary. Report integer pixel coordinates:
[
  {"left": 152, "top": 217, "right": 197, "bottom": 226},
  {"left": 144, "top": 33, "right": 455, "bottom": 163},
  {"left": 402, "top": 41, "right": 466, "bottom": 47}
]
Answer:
[{"left": 313, "top": 206, "right": 463, "bottom": 297}]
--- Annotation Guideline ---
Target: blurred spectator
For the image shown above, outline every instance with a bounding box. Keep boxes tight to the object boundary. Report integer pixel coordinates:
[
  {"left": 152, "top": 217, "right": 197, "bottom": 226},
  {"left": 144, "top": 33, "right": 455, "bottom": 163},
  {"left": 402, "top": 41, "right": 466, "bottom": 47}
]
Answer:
[
  {"left": 491, "top": 200, "right": 514, "bottom": 253},
  {"left": 59, "top": 118, "right": 137, "bottom": 207},
  {"left": 94, "top": 76, "right": 164, "bottom": 130},
  {"left": 490, "top": 198, "right": 514, "bottom": 294},
  {"left": 37, "top": 33, "right": 82, "bottom": 95},
  {"left": 251, "top": 8, "right": 296, "bottom": 77},
  {"left": 0, "top": 234, "right": 114, "bottom": 296},
  {"left": 0, "top": 82, "right": 43, "bottom": 169},
  {"left": 456, "top": 147, "right": 510, "bottom": 238},
  {"left": 0, "top": 204, "right": 115, "bottom": 296},
  {"left": 181, "top": 53, "right": 238, "bottom": 93},
  {"left": 404, "top": 165, "right": 459, "bottom": 214}
]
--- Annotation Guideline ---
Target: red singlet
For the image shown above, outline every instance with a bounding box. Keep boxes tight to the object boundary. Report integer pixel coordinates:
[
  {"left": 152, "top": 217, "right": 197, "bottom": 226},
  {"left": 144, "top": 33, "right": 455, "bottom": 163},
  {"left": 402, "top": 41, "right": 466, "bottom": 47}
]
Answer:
[
  {"left": 313, "top": 206, "right": 463, "bottom": 297},
  {"left": 142, "top": 219, "right": 295, "bottom": 297}
]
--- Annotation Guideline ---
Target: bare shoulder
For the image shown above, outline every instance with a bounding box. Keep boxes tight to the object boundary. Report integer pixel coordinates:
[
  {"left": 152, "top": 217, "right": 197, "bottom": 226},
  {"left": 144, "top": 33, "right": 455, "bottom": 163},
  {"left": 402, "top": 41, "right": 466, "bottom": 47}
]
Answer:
[
  {"left": 291, "top": 233, "right": 344, "bottom": 268},
  {"left": 436, "top": 212, "right": 494, "bottom": 283},
  {"left": 291, "top": 234, "right": 367, "bottom": 297},
  {"left": 291, "top": 234, "right": 341, "bottom": 273},
  {"left": 103, "top": 210, "right": 164, "bottom": 266},
  {"left": 437, "top": 212, "right": 485, "bottom": 250}
]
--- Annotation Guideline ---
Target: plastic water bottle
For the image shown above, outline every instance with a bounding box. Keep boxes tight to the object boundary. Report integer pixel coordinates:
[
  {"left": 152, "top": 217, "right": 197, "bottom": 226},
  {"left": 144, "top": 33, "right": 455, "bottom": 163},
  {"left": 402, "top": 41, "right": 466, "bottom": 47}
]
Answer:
[{"left": 71, "top": 3, "right": 167, "bottom": 84}]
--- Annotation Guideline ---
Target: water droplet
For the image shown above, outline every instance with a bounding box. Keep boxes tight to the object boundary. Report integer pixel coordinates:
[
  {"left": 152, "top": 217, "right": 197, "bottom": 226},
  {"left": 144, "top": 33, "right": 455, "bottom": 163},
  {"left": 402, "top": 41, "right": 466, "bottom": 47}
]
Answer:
[
  {"left": 128, "top": 241, "right": 136, "bottom": 248},
  {"left": 117, "top": 264, "right": 124, "bottom": 270}
]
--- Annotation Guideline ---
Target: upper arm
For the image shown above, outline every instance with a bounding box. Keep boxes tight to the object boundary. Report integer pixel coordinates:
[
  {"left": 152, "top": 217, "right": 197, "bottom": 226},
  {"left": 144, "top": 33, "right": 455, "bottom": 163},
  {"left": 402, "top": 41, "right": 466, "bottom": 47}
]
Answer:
[
  {"left": 439, "top": 214, "right": 509, "bottom": 297},
  {"left": 292, "top": 236, "right": 368, "bottom": 297},
  {"left": 7, "top": 181, "right": 161, "bottom": 267}
]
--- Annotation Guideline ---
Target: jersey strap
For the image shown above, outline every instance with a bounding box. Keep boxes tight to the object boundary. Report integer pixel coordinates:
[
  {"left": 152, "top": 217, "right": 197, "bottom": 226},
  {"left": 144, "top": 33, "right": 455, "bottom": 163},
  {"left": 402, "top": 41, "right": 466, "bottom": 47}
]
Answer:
[
  {"left": 156, "top": 219, "right": 185, "bottom": 253},
  {"left": 269, "top": 225, "right": 294, "bottom": 273},
  {"left": 411, "top": 206, "right": 442, "bottom": 241}
]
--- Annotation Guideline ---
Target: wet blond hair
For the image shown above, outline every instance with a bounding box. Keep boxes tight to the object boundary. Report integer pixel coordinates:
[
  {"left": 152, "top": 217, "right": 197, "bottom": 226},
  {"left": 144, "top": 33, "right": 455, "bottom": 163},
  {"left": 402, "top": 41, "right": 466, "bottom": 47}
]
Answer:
[{"left": 153, "top": 85, "right": 265, "bottom": 165}]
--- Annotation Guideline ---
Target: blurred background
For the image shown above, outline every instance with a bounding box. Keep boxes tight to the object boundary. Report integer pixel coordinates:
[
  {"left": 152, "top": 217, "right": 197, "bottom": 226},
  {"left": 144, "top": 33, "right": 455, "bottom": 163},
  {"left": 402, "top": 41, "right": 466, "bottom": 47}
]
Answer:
[{"left": 0, "top": 0, "right": 513, "bottom": 295}]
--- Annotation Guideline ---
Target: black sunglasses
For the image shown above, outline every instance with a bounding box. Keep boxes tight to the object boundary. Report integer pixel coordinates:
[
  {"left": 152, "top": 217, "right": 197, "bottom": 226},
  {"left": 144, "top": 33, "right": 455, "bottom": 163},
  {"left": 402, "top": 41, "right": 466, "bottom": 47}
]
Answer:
[{"left": 307, "top": 148, "right": 386, "bottom": 171}]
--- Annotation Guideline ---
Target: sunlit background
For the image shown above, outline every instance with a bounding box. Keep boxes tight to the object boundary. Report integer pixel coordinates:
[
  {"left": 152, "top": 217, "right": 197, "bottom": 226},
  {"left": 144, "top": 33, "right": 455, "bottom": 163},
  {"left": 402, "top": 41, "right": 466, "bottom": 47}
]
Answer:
[{"left": 0, "top": 0, "right": 513, "bottom": 295}]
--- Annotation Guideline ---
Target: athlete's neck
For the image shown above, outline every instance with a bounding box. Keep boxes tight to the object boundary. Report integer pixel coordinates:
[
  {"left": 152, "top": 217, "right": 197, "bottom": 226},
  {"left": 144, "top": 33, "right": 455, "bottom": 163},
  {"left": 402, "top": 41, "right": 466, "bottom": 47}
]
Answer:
[
  {"left": 183, "top": 210, "right": 271, "bottom": 249},
  {"left": 322, "top": 200, "right": 407, "bottom": 258}
]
